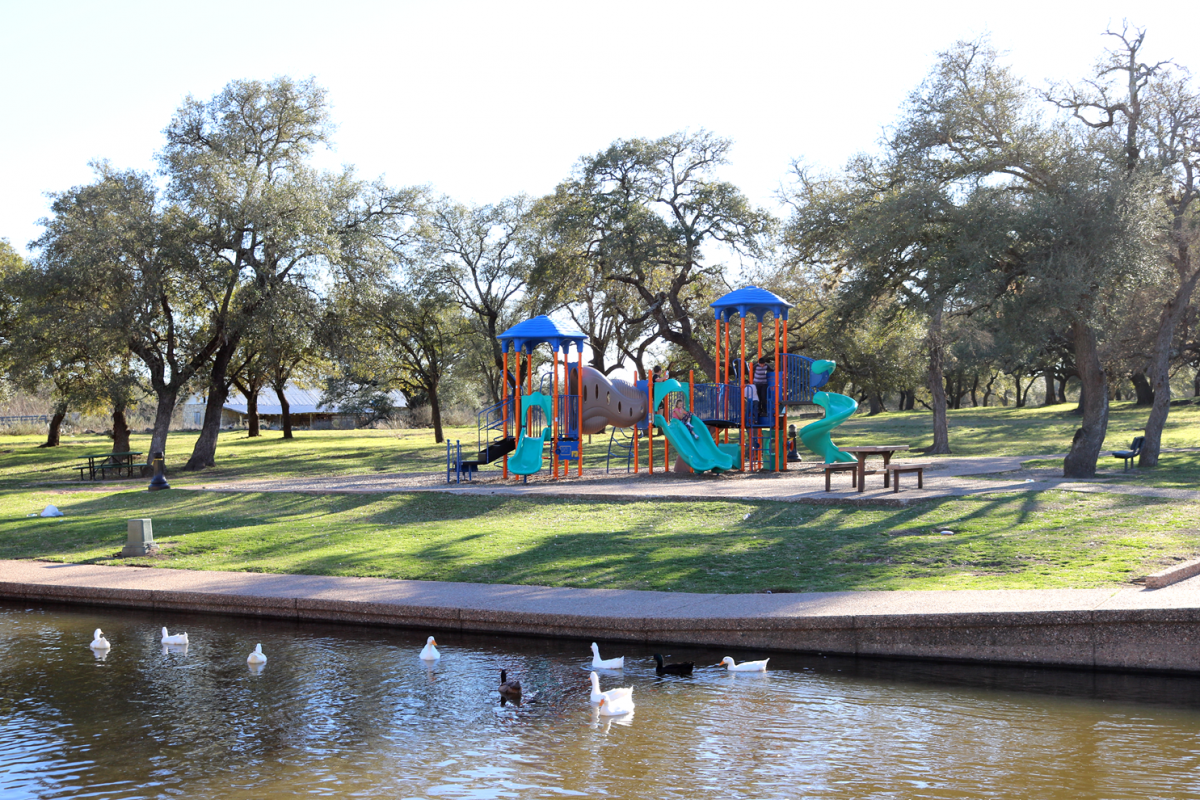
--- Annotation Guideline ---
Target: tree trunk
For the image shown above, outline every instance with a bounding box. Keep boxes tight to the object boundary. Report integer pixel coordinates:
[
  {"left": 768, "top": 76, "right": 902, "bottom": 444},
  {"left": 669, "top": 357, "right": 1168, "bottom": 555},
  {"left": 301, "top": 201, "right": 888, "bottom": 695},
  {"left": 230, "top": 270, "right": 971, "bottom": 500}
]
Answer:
[
  {"left": 429, "top": 382, "right": 445, "bottom": 443},
  {"left": 146, "top": 390, "right": 179, "bottom": 474},
  {"left": 42, "top": 403, "right": 67, "bottom": 448},
  {"left": 901, "top": 390, "right": 915, "bottom": 411},
  {"left": 1194, "top": 369, "right": 1200, "bottom": 398},
  {"left": 982, "top": 372, "right": 997, "bottom": 407},
  {"left": 925, "top": 302, "right": 951, "bottom": 455},
  {"left": 969, "top": 374, "right": 979, "bottom": 407},
  {"left": 274, "top": 383, "right": 293, "bottom": 439},
  {"left": 111, "top": 405, "right": 131, "bottom": 454},
  {"left": 1063, "top": 321, "right": 1109, "bottom": 478},
  {"left": 1013, "top": 370, "right": 1026, "bottom": 408},
  {"left": 867, "top": 393, "right": 885, "bottom": 416},
  {"left": 184, "top": 338, "right": 238, "bottom": 471},
  {"left": 1130, "top": 370, "right": 1154, "bottom": 406},
  {"left": 1043, "top": 371, "right": 1060, "bottom": 405},
  {"left": 246, "top": 390, "right": 260, "bottom": 437},
  {"left": 1140, "top": 267, "right": 1200, "bottom": 467}
]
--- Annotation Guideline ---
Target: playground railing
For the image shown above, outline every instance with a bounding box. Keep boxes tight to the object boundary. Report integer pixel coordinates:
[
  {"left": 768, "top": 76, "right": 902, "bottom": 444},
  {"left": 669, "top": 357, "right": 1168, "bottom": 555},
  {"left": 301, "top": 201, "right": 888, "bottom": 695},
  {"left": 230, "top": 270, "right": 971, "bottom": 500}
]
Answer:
[
  {"left": 446, "top": 440, "right": 474, "bottom": 484},
  {"left": 783, "top": 354, "right": 816, "bottom": 404},
  {"left": 733, "top": 354, "right": 819, "bottom": 407},
  {"left": 476, "top": 397, "right": 515, "bottom": 457},
  {"left": 555, "top": 394, "right": 580, "bottom": 440}
]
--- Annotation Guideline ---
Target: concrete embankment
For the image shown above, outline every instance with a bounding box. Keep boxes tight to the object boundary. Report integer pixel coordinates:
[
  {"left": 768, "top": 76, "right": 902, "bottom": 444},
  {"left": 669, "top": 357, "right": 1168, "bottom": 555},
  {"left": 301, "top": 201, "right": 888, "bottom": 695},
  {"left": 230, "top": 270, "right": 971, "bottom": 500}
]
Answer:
[{"left": 1, "top": 559, "right": 1198, "bottom": 674}]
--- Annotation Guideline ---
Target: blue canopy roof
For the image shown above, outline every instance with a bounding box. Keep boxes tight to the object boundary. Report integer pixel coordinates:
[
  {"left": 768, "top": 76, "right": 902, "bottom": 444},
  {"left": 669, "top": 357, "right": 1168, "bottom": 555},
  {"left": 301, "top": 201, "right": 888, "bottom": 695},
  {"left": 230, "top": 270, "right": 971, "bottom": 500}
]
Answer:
[
  {"left": 710, "top": 286, "right": 793, "bottom": 321},
  {"left": 496, "top": 315, "right": 588, "bottom": 353}
]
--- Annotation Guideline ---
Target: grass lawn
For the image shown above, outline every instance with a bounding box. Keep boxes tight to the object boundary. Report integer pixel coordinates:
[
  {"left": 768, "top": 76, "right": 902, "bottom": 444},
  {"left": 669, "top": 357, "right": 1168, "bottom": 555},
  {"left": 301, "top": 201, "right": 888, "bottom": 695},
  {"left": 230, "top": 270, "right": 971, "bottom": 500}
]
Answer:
[
  {"left": 4, "top": 398, "right": 1197, "bottom": 491},
  {"left": 0, "top": 399, "right": 1196, "bottom": 594},
  {"left": 836, "top": 399, "right": 1200, "bottom": 457},
  {"left": 1, "top": 486, "right": 1197, "bottom": 593}
]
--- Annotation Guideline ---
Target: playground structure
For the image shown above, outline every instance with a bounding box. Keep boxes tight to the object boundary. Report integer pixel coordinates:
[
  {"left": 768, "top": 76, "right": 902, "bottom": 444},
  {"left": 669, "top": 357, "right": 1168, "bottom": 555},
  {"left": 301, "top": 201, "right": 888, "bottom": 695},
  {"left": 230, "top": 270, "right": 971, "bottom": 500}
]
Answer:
[{"left": 447, "top": 287, "right": 859, "bottom": 482}]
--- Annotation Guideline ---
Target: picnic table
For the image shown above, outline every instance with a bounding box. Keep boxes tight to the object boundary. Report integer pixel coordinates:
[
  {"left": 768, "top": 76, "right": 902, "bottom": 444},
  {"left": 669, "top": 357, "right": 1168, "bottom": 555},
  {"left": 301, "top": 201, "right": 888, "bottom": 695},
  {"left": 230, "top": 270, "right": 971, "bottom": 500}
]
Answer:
[
  {"left": 840, "top": 445, "right": 911, "bottom": 493},
  {"left": 76, "top": 451, "right": 144, "bottom": 481}
]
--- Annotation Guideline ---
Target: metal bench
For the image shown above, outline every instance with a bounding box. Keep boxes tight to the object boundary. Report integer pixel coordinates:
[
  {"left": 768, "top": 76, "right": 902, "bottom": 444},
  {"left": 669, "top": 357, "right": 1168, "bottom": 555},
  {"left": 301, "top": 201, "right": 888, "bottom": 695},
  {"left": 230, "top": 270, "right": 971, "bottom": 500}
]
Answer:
[
  {"left": 884, "top": 463, "right": 930, "bottom": 492},
  {"left": 1112, "top": 436, "right": 1144, "bottom": 471}
]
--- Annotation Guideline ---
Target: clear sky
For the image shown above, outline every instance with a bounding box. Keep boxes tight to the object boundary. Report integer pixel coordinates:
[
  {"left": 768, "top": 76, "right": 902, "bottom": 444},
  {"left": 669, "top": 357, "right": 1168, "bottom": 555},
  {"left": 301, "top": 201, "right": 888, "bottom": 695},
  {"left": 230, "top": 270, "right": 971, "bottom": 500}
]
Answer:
[{"left": 3, "top": 1, "right": 1197, "bottom": 257}]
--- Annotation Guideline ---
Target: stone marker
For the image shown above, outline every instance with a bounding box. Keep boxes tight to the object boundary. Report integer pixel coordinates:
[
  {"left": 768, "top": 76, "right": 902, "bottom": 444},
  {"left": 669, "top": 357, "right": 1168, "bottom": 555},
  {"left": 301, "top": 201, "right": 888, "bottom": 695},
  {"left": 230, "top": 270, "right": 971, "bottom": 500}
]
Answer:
[{"left": 122, "top": 519, "right": 160, "bottom": 557}]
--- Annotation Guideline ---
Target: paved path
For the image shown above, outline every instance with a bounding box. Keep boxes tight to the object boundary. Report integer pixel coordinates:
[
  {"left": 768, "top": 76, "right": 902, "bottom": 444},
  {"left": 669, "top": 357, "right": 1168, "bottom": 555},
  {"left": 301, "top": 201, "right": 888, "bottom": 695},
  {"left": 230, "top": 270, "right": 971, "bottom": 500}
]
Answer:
[
  {"left": 176, "top": 452, "right": 1194, "bottom": 505},
  {"left": 2, "top": 559, "right": 1198, "bottom": 673}
]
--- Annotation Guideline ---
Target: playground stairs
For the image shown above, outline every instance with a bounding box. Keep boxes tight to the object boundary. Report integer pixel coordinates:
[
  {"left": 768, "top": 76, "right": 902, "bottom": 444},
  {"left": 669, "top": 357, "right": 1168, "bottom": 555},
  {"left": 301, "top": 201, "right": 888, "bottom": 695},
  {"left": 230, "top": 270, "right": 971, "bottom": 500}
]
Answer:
[{"left": 447, "top": 398, "right": 519, "bottom": 483}]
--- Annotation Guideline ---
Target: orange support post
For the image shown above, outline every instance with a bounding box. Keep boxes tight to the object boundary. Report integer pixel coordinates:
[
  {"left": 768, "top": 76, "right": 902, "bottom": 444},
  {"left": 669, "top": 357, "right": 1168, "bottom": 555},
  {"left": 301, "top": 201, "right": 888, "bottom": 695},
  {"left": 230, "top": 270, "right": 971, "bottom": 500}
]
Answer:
[
  {"left": 648, "top": 369, "right": 654, "bottom": 475},
  {"left": 551, "top": 349, "right": 559, "bottom": 480},
  {"left": 781, "top": 315, "right": 789, "bottom": 472},
  {"left": 634, "top": 372, "right": 640, "bottom": 473},
  {"left": 774, "top": 316, "right": 781, "bottom": 472},
  {"left": 577, "top": 350, "right": 584, "bottom": 477},
  {"left": 739, "top": 315, "right": 747, "bottom": 472},
  {"left": 502, "top": 349, "right": 509, "bottom": 479}
]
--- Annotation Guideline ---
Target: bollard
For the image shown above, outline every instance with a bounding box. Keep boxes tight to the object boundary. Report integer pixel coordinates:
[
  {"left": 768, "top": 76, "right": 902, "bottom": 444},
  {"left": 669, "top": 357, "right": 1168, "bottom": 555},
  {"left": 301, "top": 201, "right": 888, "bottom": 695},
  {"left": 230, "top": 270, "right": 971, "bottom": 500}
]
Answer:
[
  {"left": 148, "top": 451, "right": 170, "bottom": 491},
  {"left": 122, "top": 518, "right": 160, "bottom": 557}
]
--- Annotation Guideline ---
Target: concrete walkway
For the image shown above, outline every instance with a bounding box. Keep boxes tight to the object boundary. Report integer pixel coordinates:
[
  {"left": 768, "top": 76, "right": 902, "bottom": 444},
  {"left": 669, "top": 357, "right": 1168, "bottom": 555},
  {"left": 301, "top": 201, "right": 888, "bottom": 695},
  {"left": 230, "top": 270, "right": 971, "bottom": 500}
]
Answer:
[
  {"left": 175, "top": 453, "right": 1193, "bottom": 505},
  {"left": 3, "top": 559, "right": 1198, "bottom": 674}
]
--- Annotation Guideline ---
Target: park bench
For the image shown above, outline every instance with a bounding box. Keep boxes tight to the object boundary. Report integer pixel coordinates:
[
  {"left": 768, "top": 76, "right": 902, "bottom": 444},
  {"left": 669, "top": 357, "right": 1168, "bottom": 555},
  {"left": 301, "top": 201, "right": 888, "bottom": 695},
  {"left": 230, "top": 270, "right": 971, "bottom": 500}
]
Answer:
[
  {"left": 824, "top": 462, "right": 861, "bottom": 491},
  {"left": 884, "top": 463, "right": 930, "bottom": 492},
  {"left": 1112, "top": 436, "right": 1144, "bottom": 471},
  {"left": 75, "top": 451, "right": 143, "bottom": 481}
]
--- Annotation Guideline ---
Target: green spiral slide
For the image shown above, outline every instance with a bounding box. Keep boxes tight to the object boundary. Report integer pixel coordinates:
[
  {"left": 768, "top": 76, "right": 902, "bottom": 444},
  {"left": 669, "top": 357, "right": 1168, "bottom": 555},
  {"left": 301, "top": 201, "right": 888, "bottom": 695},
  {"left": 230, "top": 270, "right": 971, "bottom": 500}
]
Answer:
[{"left": 798, "top": 360, "right": 857, "bottom": 463}]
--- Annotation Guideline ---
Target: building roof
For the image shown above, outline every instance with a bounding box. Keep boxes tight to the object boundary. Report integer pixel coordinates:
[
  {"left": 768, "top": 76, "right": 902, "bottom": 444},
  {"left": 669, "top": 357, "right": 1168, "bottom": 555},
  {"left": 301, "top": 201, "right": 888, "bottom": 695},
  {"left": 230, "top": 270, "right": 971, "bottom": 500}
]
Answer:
[
  {"left": 710, "top": 286, "right": 793, "bottom": 321},
  {"left": 187, "top": 383, "right": 407, "bottom": 416},
  {"left": 497, "top": 315, "right": 588, "bottom": 353}
]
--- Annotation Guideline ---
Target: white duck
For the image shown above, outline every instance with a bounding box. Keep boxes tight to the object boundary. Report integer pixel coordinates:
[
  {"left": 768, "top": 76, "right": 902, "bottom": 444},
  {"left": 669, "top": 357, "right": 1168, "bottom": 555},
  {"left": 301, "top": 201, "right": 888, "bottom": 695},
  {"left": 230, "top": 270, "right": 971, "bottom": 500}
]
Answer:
[
  {"left": 419, "top": 636, "right": 440, "bottom": 661},
  {"left": 589, "top": 670, "right": 634, "bottom": 706},
  {"left": 161, "top": 627, "right": 188, "bottom": 645},
  {"left": 597, "top": 691, "right": 635, "bottom": 716},
  {"left": 718, "top": 656, "right": 769, "bottom": 672},
  {"left": 590, "top": 642, "right": 624, "bottom": 670},
  {"left": 247, "top": 644, "right": 267, "bottom": 665},
  {"left": 89, "top": 628, "right": 110, "bottom": 651}
]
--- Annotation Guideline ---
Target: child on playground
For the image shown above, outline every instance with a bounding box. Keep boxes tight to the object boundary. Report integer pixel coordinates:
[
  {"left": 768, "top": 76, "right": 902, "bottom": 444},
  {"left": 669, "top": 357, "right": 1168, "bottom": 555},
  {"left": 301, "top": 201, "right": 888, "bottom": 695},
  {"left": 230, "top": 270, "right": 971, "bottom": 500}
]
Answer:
[{"left": 672, "top": 399, "right": 700, "bottom": 439}]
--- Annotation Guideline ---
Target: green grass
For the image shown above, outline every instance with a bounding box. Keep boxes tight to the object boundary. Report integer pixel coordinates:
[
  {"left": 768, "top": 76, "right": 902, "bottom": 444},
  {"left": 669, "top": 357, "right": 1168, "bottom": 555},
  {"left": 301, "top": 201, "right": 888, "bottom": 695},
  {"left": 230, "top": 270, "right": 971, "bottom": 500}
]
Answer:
[
  {"left": 0, "top": 428, "right": 477, "bottom": 492},
  {"left": 2, "top": 485, "right": 1198, "bottom": 592},
  {"left": 836, "top": 399, "right": 1200, "bottom": 457},
  {"left": 1, "top": 399, "right": 1197, "bottom": 594}
]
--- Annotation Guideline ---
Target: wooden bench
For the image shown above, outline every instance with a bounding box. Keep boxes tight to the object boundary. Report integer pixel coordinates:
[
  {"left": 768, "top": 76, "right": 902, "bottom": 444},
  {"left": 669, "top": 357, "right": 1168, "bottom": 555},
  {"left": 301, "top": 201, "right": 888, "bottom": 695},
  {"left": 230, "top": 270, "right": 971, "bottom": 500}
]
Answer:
[
  {"left": 885, "top": 463, "right": 930, "bottom": 492},
  {"left": 824, "top": 462, "right": 858, "bottom": 491}
]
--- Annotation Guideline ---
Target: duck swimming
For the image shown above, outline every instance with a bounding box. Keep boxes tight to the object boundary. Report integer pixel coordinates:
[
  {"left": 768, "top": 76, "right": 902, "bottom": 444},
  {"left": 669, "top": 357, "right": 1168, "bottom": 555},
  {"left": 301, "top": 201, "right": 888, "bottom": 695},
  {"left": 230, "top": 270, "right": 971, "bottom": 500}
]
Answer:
[
  {"left": 160, "top": 627, "right": 188, "bottom": 645},
  {"left": 419, "top": 636, "right": 440, "bottom": 661},
  {"left": 590, "top": 642, "right": 624, "bottom": 669},
  {"left": 597, "top": 692, "right": 635, "bottom": 715},
  {"left": 589, "top": 670, "right": 633, "bottom": 706},
  {"left": 718, "top": 656, "right": 769, "bottom": 672},
  {"left": 89, "top": 629, "right": 110, "bottom": 651},
  {"left": 498, "top": 669, "right": 522, "bottom": 699},
  {"left": 247, "top": 644, "right": 267, "bottom": 665},
  {"left": 654, "top": 653, "right": 694, "bottom": 676}
]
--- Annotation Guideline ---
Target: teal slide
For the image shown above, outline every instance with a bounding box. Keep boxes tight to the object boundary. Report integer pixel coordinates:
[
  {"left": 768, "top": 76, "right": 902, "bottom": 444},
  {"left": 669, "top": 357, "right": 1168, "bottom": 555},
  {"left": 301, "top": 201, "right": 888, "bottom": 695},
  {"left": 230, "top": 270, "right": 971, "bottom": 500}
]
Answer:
[
  {"left": 800, "top": 391, "right": 858, "bottom": 463},
  {"left": 652, "top": 379, "right": 735, "bottom": 473},
  {"left": 509, "top": 392, "right": 552, "bottom": 476}
]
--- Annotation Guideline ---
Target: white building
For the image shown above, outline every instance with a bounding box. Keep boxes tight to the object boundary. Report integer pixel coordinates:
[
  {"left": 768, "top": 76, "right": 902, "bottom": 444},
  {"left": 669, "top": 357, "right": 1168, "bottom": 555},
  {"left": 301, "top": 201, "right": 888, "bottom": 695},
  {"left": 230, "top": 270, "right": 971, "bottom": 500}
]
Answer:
[{"left": 181, "top": 383, "right": 406, "bottom": 431}]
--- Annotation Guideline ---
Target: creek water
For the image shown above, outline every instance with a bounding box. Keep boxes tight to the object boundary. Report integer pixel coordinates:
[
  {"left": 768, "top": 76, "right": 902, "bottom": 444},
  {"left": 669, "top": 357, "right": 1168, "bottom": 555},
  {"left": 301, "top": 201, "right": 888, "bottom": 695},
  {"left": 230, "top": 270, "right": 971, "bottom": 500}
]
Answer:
[{"left": 1, "top": 601, "right": 1199, "bottom": 799}]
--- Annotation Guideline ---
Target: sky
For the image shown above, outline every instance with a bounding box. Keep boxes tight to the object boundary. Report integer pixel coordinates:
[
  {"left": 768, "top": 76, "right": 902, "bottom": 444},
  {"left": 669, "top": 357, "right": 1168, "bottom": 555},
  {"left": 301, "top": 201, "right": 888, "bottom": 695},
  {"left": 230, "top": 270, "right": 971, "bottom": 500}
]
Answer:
[{"left": 3, "top": 1, "right": 1199, "bottom": 257}]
